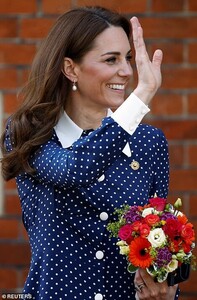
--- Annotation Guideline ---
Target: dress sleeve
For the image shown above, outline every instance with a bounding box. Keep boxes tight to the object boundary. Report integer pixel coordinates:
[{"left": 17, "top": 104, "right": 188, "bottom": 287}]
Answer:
[
  {"left": 28, "top": 117, "right": 131, "bottom": 188},
  {"left": 111, "top": 93, "right": 150, "bottom": 135}
]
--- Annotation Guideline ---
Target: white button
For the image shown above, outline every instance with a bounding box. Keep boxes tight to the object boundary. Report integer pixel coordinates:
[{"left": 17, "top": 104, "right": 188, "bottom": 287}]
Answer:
[
  {"left": 95, "top": 250, "right": 104, "bottom": 260},
  {"left": 98, "top": 174, "right": 105, "bottom": 182},
  {"left": 95, "top": 293, "right": 103, "bottom": 300},
  {"left": 100, "top": 212, "right": 108, "bottom": 221}
]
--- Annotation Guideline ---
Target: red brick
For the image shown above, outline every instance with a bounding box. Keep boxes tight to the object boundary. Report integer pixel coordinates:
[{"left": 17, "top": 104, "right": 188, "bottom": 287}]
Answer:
[
  {"left": 141, "top": 17, "right": 197, "bottom": 39},
  {"left": 0, "top": 219, "right": 19, "bottom": 239},
  {"left": 189, "top": 195, "right": 197, "bottom": 217},
  {"left": 4, "top": 195, "right": 21, "bottom": 216},
  {"left": 0, "top": 44, "right": 36, "bottom": 65},
  {"left": 3, "top": 93, "right": 22, "bottom": 115},
  {"left": 188, "top": 43, "right": 197, "bottom": 63},
  {"left": 22, "top": 267, "right": 29, "bottom": 286},
  {"left": 0, "top": 19, "right": 17, "bottom": 38},
  {"left": 0, "top": 268, "right": 17, "bottom": 289},
  {"left": 152, "top": 0, "right": 185, "bottom": 11},
  {"left": 179, "top": 296, "right": 197, "bottom": 300},
  {"left": 0, "top": 0, "right": 36, "bottom": 14},
  {"left": 149, "top": 42, "right": 184, "bottom": 64},
  {"left": 162, "top": 68, "right": 197, "bottom": 89},
  {"left": 151, "top": 94, "right": 183, "bottom": 115},
  {"left": 0, "top": 69, "right": 17, "bottom": 89},
  {"left": 0, "top": 243, "right": 30, "bottom": 266},
  {"left": 170, "top": 169, "right": 197, "bottom": 191},
  {"left": 188, "top": 144, "right": 197, "bottom": 166},
  {"left": 77, "top": 0, "right": 147, "bottom": 13},
  {"left": 169, "top": 144, "right": 184, "bottom": 167},
  {"left": 20, "top": 68, "right": 31, "bottom": 86},
  {"left": 5, "top": 178, "right": 17, "bottom": 190},
  {"left": 19, "top": 222, "right": 29, "bottom": 242},
  {"left": 148, "top": 120, "right": 197, "bottom": 140},
  {"left": 188, "top": 0, "right": 197, "bottom": 10},
  {"left": 42, "top": 0, "right": 71, "bottom": 14},
  {"left": 188, "top": 94, "right": 197, "bottom": 114},
  {"left": 20, "top": 18, "right": 56, "bottom": 39}
]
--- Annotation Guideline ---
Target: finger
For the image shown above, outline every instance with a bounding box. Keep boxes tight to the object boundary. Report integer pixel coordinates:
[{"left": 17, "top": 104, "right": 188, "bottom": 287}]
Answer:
[
  {"left": 152, "top": 49, "right": 163, "bottom": 67},
  {"left": 130, "top": 16, "right": 149, "bottom": 62},
  {"left": 138, "top": 268, "right": 159, "bottom": 295}
]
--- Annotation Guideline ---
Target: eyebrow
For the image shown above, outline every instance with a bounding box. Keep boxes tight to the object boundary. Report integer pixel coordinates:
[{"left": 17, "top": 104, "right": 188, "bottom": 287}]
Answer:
[{"left": 101, "top": 49, "right": 132, "bottom": 56}]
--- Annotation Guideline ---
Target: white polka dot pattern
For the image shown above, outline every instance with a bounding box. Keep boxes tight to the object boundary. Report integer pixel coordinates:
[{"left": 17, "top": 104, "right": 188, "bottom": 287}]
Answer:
[{"left": 4, "top": 117, "right": 180, "bottom": 299}]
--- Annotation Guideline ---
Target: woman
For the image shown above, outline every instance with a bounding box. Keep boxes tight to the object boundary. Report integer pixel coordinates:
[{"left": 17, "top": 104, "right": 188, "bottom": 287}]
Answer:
[{"left": 1, "top": 6, "right": 178, "bottom": 300}]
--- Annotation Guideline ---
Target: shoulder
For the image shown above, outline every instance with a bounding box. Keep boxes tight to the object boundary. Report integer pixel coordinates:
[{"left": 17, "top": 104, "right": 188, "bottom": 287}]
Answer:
[
  {"left": 134, "top": 124, "right": 167, "bottom": 141},
  {"left": 129, "top": 124, "right": 168, "bottom": 152}
]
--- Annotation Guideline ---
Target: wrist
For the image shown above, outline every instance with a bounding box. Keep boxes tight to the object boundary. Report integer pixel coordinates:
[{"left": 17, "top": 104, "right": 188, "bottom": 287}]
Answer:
[{"left": 133, "top": 86, "right": 157, "bottom": 106}]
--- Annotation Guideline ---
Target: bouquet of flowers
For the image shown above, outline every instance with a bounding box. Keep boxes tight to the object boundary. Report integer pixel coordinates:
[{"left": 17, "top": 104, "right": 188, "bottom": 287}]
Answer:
[{"left": 107, "top": 196, "right": 196, "bottom": 285}]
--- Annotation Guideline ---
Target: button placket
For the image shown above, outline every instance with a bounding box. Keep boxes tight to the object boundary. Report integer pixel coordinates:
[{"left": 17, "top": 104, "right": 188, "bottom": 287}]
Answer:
[
  {"left": 95, "top": 250, "right": 104, "bottom": 260},
  {"left": 99, "top": 212, "right": 108, "bottom": 221},
  {"left": 95, "top": 293, "right": 103, "bottom": 300}
]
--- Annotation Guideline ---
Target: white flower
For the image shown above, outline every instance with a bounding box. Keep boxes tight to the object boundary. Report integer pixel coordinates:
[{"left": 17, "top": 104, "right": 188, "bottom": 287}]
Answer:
[
  {"left": 116, "top": 241, "right": 130, "bottom": 255},
  {"left": 119, "top": 245, "right": 130, "bottom": 255},
  {"left": 167, "top": 259, "right": 178, "bottom": 272},
  {"left": 142, "top": 207, "right": 156, "bottom": 217},
  {"left": 147, "top": 228, "right": 166, "bottom": 247},
  {"left": 116, "top": 240, "right": 129, "bottom": 255}
]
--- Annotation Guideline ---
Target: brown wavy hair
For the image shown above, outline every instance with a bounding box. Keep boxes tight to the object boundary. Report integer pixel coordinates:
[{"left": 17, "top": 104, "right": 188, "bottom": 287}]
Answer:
[{"left": 0, "top": 6, "right": 131, "bottom": 181}]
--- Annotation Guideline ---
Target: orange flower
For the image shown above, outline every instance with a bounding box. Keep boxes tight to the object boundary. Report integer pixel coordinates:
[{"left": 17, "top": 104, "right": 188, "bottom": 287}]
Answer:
[
  {"left": 177, "top": 214, "right": 188, "bottom": 225},
  {"left": 128, "top": 237, "right": 152, "bottom": 268}
]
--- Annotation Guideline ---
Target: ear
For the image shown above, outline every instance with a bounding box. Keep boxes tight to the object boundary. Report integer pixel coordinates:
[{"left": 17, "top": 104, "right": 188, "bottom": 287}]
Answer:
[{"left": 62, "top": 57, "right": 78, "bottom": 82}]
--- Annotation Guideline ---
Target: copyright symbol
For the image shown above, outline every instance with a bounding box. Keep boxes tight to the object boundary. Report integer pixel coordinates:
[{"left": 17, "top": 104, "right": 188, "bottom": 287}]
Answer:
[{"left": 2, "top": 295, "right": 6, "bottom": 299}]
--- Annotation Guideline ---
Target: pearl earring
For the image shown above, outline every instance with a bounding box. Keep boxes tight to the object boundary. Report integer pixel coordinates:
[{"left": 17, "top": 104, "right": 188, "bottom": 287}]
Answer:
[{"left": 72, "top": 81, "right": 77, "bottom": 91}]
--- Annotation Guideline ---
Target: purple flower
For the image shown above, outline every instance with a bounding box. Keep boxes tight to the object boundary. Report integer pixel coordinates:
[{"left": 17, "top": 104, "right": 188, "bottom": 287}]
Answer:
[
  {"left": 156, "top": 247, "right": 172, "bottom": 268},
  {"left": 124, "top": 206, "right": 141, "bottom": 223},
  {"left": 161, "top": 212, "right": 177, "bottom": 221}
]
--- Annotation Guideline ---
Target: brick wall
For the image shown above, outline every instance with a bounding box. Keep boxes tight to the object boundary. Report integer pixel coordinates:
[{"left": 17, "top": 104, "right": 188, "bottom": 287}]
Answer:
[{"left": 0, "top": 0, "right": 196, "bottom": 299}]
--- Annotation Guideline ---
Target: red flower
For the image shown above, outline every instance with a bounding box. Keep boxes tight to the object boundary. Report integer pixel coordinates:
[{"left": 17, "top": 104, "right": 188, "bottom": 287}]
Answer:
[
  {"left": 131, "top": 221, "right": 141, "bottom": 232},
  {"left": 163, "top": 219, "right": 182, "bottom": 239},
  {"left": 139, "top": 224, "right": 150, "bottom": 238},
  {"left": 169, "top": 239, "right": 182, "bottom": 252},
  {"left": 118, "top": 224, "right": 133, "bottom": 243},
  {"left": 182, "top": 242, "right": 192, "bottom": 253},
  {"left": 149, "top": 197, "right": 166, "bottom": 211},
  {"left": 129, "top": 237, "right": 152, "bottom": 268},
  {"left": 181, "top": 223, "right": 195, "bottom": 245},
  {"left": 144, "top": 214, "right": 160, "bottom": 226}
]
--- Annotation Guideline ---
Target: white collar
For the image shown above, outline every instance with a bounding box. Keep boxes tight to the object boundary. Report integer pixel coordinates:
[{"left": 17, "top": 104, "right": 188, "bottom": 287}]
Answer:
[
  {"left": 54, "top": 110, "right": 112, "bottom": 148},
  {"left": 54, "top": 110, "right": 131, "bottom": 157}
]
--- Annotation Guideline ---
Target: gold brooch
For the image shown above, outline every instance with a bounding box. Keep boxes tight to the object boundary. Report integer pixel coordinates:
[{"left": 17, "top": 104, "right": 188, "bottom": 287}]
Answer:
[{"left": 130, "top": 160, "right": 140, "bottom": 170}]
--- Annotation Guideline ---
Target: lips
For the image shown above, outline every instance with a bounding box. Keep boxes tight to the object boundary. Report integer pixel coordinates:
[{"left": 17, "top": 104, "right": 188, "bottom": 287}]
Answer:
[{"left": 107, "top": 84, "right": 125, "bottom": 90}]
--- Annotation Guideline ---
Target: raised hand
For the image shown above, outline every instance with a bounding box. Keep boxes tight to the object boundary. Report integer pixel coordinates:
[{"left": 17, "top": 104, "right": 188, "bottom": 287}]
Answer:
[{"left": 131, "top": 16, "right": 163, "bottom": 105}]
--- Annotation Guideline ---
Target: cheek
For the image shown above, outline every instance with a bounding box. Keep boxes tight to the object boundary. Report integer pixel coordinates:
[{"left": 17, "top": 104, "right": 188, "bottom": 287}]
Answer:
[{"left": 80, "top": 64, "right": 114, "bottom": 84}]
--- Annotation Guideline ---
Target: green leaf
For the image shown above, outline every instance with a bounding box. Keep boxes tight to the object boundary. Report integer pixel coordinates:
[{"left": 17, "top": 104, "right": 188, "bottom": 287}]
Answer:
[{"left": 127, "top": 263, "right": 138, "bottom": 273}]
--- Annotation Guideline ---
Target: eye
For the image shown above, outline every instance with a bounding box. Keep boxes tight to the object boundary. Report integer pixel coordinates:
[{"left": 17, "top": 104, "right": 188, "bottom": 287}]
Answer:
[
  {"left": 105, "top": 56, "right": 117, "bottom": 64},
  {"left": 126, "top": 54, "right": 132, "bottom": 62}
]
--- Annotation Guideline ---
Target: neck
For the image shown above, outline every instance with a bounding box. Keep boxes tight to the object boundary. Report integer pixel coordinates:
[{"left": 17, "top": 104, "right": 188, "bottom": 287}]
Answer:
[{"left": 64, "top": 98, "right": 108, "bottom": 130}]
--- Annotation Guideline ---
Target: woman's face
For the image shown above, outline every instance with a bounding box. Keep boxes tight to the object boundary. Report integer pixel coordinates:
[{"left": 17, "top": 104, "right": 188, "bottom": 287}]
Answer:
[{"left": 74, "top": 25, "right": 133, "bottom": 111}]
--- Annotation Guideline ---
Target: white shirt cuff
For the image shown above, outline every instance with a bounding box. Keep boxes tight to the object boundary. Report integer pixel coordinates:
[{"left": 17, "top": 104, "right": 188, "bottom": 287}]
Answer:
[{"left": 111, "top": 93, "right": 150, "bottom": 135}]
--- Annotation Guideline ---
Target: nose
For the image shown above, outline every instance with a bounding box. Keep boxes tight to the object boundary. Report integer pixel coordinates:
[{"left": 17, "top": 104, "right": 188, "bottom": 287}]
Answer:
[{"left": 118, "top": 60, "right": 133, "bottom": 78}]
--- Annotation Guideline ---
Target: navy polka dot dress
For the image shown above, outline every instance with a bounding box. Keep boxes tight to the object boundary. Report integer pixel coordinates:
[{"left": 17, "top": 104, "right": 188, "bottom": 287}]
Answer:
[{"left": 5, "top": 114, "right": 179, "bottom": 300}]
